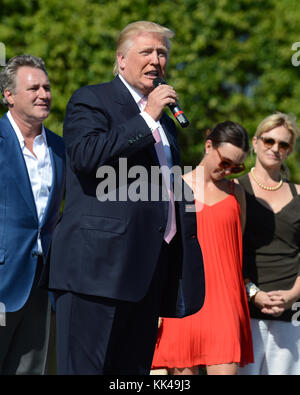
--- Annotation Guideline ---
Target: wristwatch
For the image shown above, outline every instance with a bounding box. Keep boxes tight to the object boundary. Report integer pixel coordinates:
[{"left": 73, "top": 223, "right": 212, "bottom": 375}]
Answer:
[{"left": 245, "top": 282, "right": 261, "bottom": 302}]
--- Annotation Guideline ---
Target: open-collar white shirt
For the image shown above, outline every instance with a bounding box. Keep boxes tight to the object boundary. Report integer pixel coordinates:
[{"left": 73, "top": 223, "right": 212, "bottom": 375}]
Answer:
[{"left": 7, "top": 111, "right": 53, "bottom": 254}]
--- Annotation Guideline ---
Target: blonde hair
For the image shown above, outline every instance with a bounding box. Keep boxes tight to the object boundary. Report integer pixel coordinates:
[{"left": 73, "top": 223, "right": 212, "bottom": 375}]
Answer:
[
  {"left": 113, "top": 21, "right": 174, "bottom": 76},
  {"left": 255, "top": 112, "right": 300, "bottom": 150}
]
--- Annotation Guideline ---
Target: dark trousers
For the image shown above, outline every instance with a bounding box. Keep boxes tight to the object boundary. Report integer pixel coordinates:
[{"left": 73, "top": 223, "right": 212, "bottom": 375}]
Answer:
[
  {"left": 55, "top": 242, "right": 171, "bottom": 375},
  {"left": 0, "top": 257, "right": 51, "bottom": 375}
]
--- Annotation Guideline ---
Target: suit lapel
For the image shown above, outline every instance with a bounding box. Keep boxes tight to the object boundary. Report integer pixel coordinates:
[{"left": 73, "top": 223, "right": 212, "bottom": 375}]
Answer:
[
  {"left": 0, "top": 115, "right": 38, "bottom": 222},
  {"left": 40, "top": 136, "right": 56, "bottom": 228},
  {"left": 112, "top": 76, "right": 140, "bottom": 119},
  {"left": 112, "top": 76, "right": 158, "bottom": 165},
  {"left": 40, "top": 129, "right": 64, "bottom": 227},
  {"left": 111, "top": 76, "right": 179, "bottom": 166}
]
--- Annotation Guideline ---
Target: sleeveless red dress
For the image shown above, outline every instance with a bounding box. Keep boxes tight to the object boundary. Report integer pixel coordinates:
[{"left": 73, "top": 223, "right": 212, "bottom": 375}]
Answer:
[{"left": 152, "top": 191, "right": 254, "bottom": 368}]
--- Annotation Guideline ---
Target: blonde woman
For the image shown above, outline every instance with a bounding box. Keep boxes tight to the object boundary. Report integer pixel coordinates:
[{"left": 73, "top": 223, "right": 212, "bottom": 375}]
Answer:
[{"left": 237, "top": 113, "right": 300, "bottom": 375}]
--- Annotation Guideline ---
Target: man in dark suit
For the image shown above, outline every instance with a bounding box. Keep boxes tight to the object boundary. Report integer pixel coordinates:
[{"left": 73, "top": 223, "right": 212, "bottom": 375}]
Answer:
[
  {"left": 46, "top": 21, "right": 205, "bottom": 375},
  {"left": 0, "top": 55, "right": 65, "bottom": 374}
]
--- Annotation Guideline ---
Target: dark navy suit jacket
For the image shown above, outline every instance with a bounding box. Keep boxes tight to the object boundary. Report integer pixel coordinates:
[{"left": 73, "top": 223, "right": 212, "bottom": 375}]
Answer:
[
  {"left": 46, "top": 76, "right": 205, "bottom": 318},
  {"left": 0, "top": 113, "right": 65, "bottom": 312}
]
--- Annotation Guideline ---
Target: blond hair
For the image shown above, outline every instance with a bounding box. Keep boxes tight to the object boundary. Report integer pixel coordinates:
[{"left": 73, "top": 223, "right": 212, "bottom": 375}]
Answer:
[
  {"left": 255, "top": 112, "right": 300, "bottom": 150},
  {"left": 113, "top": 21, "right": 174, "bottom": 76}
]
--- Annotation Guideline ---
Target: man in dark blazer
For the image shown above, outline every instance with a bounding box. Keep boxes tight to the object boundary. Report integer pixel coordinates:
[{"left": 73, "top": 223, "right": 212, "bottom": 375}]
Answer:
[
  {"left": 0, "top": 55, "right": 65, "bottom": 374},
  {"left": 47, "top": 21, "right": 205, "bottom": 375}
]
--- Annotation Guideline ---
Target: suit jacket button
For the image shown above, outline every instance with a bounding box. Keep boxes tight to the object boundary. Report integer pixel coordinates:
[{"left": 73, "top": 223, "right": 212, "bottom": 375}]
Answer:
[{"left": 159, "top": 226, "right": 165, "bottom": 233}]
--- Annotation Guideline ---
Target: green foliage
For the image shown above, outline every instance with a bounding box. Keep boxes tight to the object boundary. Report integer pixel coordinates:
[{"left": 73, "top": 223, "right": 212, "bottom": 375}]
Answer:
[{"left": 1, "top": 0, "right": 300, "bottom": 181}]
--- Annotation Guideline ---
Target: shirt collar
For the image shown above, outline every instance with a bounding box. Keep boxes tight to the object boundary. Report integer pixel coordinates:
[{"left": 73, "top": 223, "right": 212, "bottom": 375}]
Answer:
[
  {"left": 7, "top": 110, "right": 47, "bottom": 149},
  {"left": 118, "top": 74, "right": 144, "bottom": 104}
]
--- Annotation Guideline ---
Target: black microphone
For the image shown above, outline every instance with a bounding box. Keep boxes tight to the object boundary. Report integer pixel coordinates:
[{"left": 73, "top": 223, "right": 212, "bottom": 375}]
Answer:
[{"left": 153, "top": 77, "right": 190, "bottom": 128}]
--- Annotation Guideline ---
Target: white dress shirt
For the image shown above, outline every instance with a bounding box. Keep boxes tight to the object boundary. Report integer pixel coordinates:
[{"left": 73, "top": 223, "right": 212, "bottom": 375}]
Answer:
[
  {"left": 118, "top": 74, "right": 173, "bottom": 170},
  {"left": 7, "top": 111, "right": 53, "bottom": 254}
]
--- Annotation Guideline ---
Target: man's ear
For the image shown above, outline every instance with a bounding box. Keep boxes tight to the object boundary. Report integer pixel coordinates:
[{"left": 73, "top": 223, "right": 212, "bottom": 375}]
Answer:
[
  {"left": 116, "top": 52, "right": 126, "bottom": 71},
  {"left": 4, "top": 88, "right": 14, "bottom": 106}
]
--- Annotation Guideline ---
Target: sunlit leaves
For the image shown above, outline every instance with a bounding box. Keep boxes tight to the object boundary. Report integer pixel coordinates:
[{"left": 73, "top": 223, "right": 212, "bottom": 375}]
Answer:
[{"left": 0, "top": 0, "right": 299, "bottom": 180}]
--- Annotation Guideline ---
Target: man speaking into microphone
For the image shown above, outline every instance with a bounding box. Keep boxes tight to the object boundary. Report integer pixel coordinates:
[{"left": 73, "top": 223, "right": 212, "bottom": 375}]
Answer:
[{"left": 46, "top": 20, "right": 205, "bottom": 375}]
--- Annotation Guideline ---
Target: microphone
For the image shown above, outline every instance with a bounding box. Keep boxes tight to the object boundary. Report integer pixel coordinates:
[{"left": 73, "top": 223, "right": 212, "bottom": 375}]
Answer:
[{"left": 153, "top": 77, "right": 190, "bottom": 128}]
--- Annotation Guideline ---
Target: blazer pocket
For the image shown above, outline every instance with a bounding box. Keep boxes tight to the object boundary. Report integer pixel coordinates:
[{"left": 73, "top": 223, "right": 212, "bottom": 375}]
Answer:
[{"left": 80, "top": 215, "right": 127, "bottom": 235}]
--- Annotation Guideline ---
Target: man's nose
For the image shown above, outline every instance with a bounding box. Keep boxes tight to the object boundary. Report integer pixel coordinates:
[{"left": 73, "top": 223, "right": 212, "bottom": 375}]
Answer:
[
  {"left": 150, "top": 51, "right": 159, "bottom": 64},
  {"left": 37, "top": 87, "right": 48, "bottom": 99}
]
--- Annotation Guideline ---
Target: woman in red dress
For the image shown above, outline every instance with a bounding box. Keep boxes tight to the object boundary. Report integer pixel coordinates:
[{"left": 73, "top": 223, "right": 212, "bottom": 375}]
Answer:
[{"left": 152, "top": 121, "right": 254, "bottom": 375}]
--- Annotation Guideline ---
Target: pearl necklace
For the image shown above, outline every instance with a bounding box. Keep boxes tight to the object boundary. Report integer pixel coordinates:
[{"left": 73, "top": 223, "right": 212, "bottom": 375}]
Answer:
[{"left": 250, "top": 167, "right": 283, "bottom": 191}]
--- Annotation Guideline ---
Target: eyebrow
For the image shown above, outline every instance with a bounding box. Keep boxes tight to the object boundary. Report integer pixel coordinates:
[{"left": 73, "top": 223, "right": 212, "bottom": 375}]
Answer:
[
  {"left": 139, "top": 46, "right": 168, "bottom": 52},
  {"left": 27, "top": 83, "right": 51, "bottom": 89}
]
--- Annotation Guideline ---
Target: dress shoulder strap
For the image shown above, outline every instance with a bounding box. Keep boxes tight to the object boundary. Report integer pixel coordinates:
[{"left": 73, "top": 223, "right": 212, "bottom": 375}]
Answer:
[
  {"left": 287, "top": 181, "right": 298, "bottom": 197},
  {"left": 228, "top": 180, "right": 235, "bottom": 194},
  {"left": 238, "top": 173, "right": 253, "bottom": 195}
]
